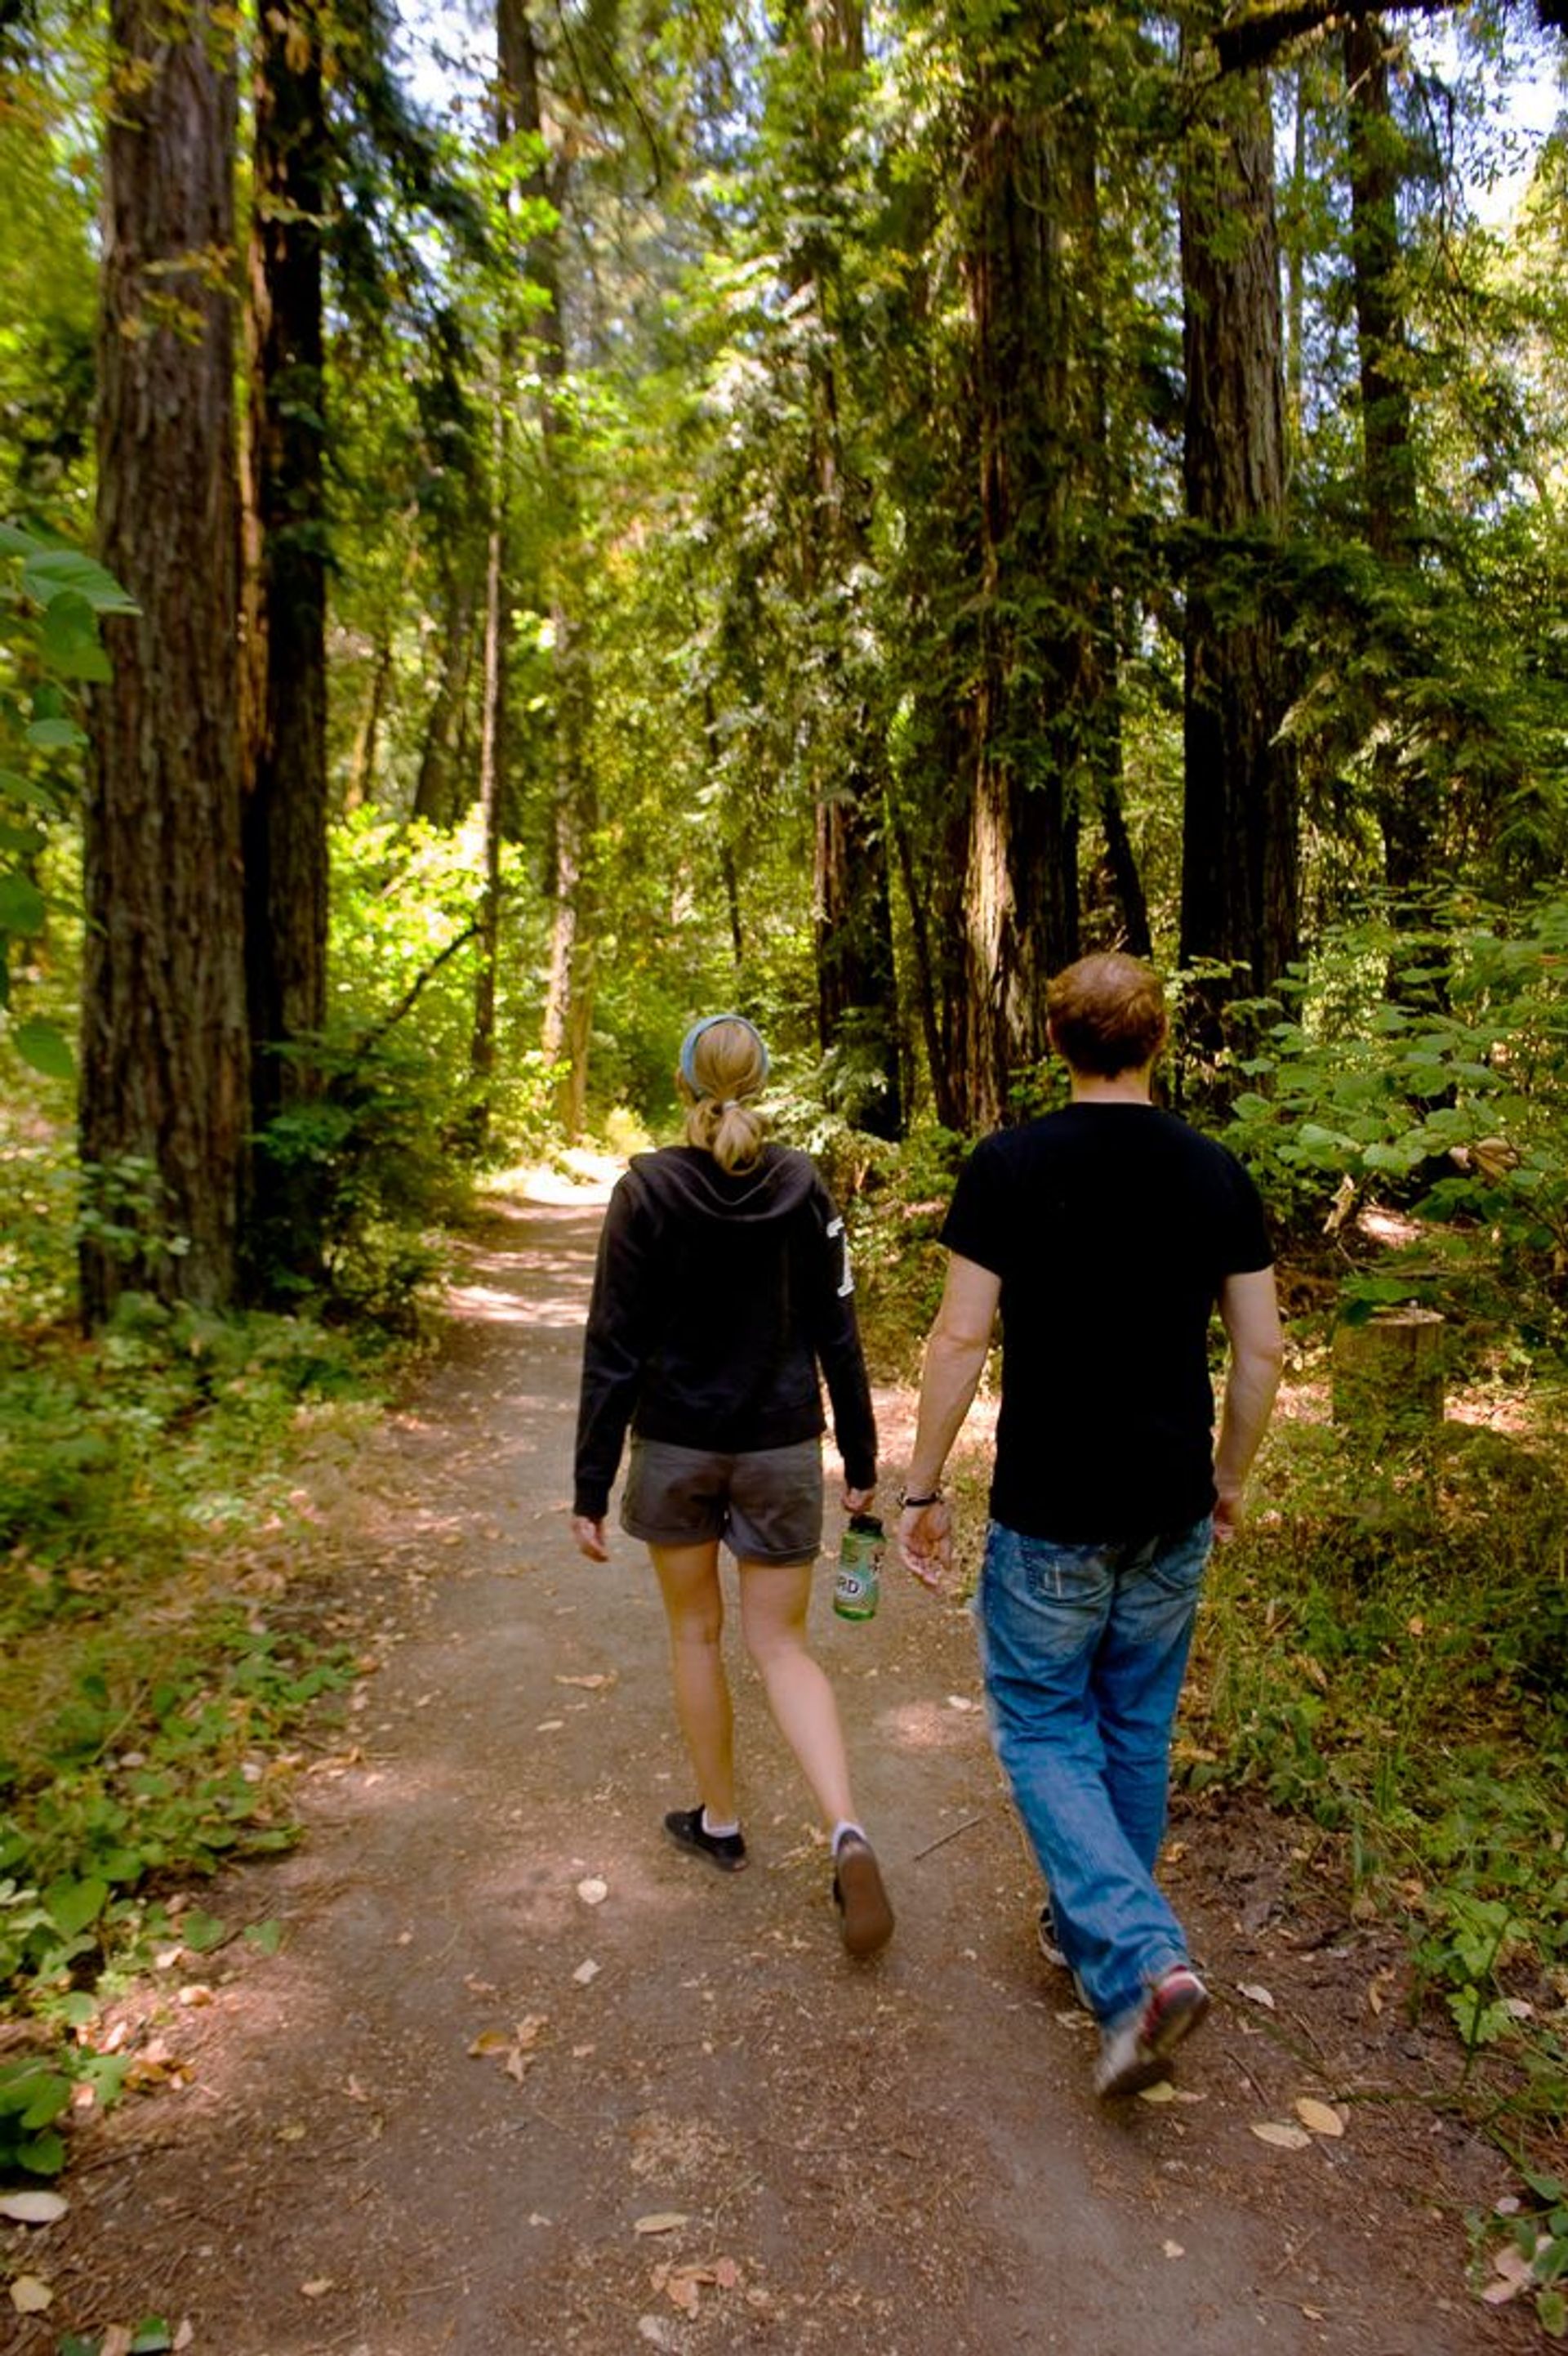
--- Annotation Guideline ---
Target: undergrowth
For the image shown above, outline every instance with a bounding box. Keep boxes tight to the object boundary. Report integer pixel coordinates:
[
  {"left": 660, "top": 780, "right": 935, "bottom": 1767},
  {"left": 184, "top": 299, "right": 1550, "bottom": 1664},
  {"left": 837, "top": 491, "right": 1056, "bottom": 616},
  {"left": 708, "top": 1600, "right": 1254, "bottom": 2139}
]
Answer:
[{"left": 0, "top": 1293, "right": 394, "bottom": 2179}]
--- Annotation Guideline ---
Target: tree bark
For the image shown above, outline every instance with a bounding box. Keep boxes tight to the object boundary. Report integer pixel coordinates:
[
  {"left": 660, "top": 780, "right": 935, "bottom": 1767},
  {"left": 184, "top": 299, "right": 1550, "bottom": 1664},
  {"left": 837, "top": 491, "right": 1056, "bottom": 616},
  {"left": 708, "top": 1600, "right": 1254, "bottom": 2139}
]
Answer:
[
  {"left": 82, "top": 0, "right": 247, "bottom": 1324},
  {"left": 241, "top": 0, "right": 329, "bottom": 1287},
  {"left": 950, "top": 58, "right": 1085, "bottom": 1132},
  {"left": 1178, "top": 42, "right": 1299, "bottom": 1073},
  {"left": 796, "top": 0, "right": 902, "bottom": 1139}
]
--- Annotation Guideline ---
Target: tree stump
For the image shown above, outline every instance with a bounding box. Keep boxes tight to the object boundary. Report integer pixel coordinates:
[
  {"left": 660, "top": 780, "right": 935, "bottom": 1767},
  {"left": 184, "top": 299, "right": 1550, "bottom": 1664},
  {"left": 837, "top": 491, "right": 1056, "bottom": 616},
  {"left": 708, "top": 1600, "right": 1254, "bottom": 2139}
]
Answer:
[{"left": 1331, "top": 1309, "right": 1446, "bottom": 1436}]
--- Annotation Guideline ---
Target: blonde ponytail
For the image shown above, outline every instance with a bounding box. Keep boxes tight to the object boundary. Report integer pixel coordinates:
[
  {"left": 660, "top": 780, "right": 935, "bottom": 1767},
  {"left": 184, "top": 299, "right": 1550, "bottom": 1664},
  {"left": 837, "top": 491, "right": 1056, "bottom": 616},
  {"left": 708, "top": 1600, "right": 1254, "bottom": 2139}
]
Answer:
[{"left": 678, "top": 1016, "right": 769, "bottom": 1174}]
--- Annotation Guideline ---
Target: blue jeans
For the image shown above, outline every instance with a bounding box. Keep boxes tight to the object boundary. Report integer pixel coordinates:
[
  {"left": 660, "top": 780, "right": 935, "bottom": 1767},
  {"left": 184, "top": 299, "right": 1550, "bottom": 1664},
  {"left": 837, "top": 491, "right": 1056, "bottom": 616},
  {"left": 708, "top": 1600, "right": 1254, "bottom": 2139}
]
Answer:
[{"left": 976, "top": 1515, "right": 1213, "bottom": 2028}]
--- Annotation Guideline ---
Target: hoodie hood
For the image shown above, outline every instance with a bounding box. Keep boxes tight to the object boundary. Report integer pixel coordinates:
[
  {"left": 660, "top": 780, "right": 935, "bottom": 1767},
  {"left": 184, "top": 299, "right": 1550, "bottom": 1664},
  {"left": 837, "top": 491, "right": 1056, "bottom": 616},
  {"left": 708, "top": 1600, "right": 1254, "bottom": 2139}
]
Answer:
[{"left": 624, "top": 1142, "right": 817, "bottom": 1229}]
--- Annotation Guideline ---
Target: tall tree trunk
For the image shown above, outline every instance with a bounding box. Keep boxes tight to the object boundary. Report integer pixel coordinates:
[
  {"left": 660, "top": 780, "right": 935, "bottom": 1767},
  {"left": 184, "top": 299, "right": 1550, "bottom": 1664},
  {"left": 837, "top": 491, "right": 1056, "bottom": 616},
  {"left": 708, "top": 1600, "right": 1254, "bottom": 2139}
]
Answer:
[
  {"left": 1178, "top": 42, "right": 1299, "bottom": 1074},
  {"left": 796, "top": 0, "right": 902, "bottom": 1139},
  {"left": 342, "top": 631, "right": 393, "bottom": 811},
  {"left": 412, "top": 564, "right": 478, "bottom": 826},
  {"left": 241, "top": 0, "right": 329, "bottom": 1289},
  {"left": 517, "top": 0, "right": 596, "bottom": 1141},
  {"left": 951, "top": 57, "right": 1085, "bottom": 1134},
  {"left": 469, "top": 0, "right": 524, "bottom": 1140},
  {"left": 82, "top": 0, "right": 247, "bottom": 1325},
  {"left": 1344, "top": 14, "right": 1436, "bottom": 907}
]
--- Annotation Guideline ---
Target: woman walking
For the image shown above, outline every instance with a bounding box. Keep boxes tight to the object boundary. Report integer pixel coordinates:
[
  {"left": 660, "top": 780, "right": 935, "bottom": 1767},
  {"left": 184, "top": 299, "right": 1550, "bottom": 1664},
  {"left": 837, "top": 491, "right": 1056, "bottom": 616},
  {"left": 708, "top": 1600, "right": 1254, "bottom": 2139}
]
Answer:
[{"left": 571, "top": 1014, "right": 893, "bottom": 1957}]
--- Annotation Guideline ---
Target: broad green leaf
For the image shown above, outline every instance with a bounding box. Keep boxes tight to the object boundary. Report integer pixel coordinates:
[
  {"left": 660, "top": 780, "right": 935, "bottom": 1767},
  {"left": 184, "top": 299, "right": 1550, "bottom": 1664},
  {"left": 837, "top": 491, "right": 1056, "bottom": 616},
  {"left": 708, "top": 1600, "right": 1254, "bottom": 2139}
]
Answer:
[
  {"left": 178, "top": 1907, "right": 227, "bottom": 1952},
  {"left": 14, "top": 1020, "right": 75, "bottom": 1080},
  {"left": 0, "top": 872, "right": 47, "bottom": 933},
  {"left": 24, "top": 716, "right": 86, "bottom": 751},
  {"left": 21, "top": 547, "right": 136, "bottom": 613},
  {"left": 244, "top": 1917, "right": 283, "bottom": 1953},
  {"left": 0, "top": 769, "right": 63, "bottom": 812},
  {"left": 41, "top": 591, "right": 112, "bottom": 682},
  {"left": 1539, "top": 2289, "right": 1566, "bottom": 2340},
  {"left": 43, "top": 1875, "right": 107, "bottom": 1939},
  {"left": 0, "top": 521, "right": 38, "bottom": 556}
]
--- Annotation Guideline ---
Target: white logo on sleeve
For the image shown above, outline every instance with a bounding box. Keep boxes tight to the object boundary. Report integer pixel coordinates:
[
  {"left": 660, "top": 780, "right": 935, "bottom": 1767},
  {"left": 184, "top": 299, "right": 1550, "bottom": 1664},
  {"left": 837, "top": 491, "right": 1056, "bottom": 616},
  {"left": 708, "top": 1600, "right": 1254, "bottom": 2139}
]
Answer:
[{"left": 826, "top": 1215, "right": 854, "bottom": 1296}]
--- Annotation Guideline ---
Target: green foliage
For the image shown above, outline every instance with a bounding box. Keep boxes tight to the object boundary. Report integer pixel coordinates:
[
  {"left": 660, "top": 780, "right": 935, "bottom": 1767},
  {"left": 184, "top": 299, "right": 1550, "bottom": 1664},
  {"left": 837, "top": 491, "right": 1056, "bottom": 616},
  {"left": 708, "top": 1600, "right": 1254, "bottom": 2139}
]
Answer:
[
  {"left": 0, "top": 522, "right": 133, "bottom": 1082},
  {"left": 1222, "top": 896, "right": 1568, "bottom": 1347}
]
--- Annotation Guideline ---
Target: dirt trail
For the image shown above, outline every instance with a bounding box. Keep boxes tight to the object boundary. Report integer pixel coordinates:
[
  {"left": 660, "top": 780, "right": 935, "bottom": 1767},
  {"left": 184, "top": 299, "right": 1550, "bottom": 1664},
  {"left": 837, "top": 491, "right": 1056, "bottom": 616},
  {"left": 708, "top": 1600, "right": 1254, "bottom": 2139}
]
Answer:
[{"left": 16, "top": 1182, "right": 1534, "bottom": 2354}]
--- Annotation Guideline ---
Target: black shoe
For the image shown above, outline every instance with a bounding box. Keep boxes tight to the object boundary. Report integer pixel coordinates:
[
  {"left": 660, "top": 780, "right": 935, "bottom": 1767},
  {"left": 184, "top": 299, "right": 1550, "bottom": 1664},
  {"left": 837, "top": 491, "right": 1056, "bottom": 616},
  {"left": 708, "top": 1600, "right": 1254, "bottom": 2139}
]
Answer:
[
  {"left": 832, "top": 1832, "right": 894, "bottom": 1958},
  {"left": 663, "top": 1806, "right": 747, "bottom": 1872},
  {"left": 1038, "top": 1898, "right": 1068, "bottom": 1970}
]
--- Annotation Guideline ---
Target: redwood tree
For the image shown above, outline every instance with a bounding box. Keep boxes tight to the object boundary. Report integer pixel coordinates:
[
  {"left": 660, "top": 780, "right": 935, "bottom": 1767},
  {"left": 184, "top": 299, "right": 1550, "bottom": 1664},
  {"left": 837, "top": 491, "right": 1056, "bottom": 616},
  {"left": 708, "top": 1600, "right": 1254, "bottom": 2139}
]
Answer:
[{"left": 81, "top": 0, "right": 247, "bottom": 1324}]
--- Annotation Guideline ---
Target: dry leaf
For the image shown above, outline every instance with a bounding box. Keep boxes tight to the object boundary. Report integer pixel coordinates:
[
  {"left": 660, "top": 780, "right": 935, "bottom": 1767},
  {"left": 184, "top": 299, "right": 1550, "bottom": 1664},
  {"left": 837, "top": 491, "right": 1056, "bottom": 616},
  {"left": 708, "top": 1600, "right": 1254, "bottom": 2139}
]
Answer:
[
  {"left": 10, "top": 2278, "right": 54, "bottom": 2314},
  {"left": 573, "top": 1958, "right": 601, "bottom": 1985},
  {"left": 1251, "top": 2121, "right": 1312, "bottom": 2150},
  {"left": 1367, "top": 1966, "right": 1396, "bottom": 2017},
  {"left": 1163, "top": 2240, "right": 1185, "bottom": 2259},
  {"left": 577, "top": 1877, "right": 609, "bottom": 1906},
  {"left": 1238, "top": 1982, "right": 1276, "bottom": 2010},
  {"left": 712, "top": 2257, "right": 740, "bottom": 2289},
  {"left": 1294, "top": 2097, "right": 1345, "bottom": 2138},
  {"left": 555, "top": 1672, "right": 616, "bottom": 1691},
  {"left": 1481, "top": 2280, "right": 1521, "bottom": 2307},
  {"left": 666, "top": 2271, "right": 702, "bottom": 2315},
  {"left": 300, "top": 2278, "right": 334, "bottom": 2298},
  {"left": 514, "top": 2015, "right": 547, "bottom": 2049},
  {"left": 1492, "top": 2242, "right": 1542, "bottom": 2290},
  {"left": 635, "top": 2211, "right": 689, "bottom": 2236},
  {"left": 536, "top": 1719, "right": 566, "bottom": 1733},
  {"left": 0, "top": 2190, "right": 69, "bottom": 2224},
  {"left": 945, "top": 1694, "right": 978, "bottom": 1711},
  {"left": 470, "top": 2028, "right": 514, "bottom": 2056},
  {"left": 1136, "top": 2080, "right": 1178, "bottom": 2104},
  {"left": 174, "top": 2324, "right": 195, "bottom": 2352},
  {"left": 101, "top": 2327, "right": 134, "bottom": 2356},
  {"left": 636, "top": 2318, "right": 679, "bottom": 2351}
]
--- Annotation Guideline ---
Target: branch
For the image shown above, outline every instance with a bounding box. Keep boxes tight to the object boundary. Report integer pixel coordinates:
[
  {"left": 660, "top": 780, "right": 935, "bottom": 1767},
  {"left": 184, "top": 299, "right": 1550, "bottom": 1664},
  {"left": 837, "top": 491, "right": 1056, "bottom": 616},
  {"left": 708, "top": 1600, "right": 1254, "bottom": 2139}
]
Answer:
[
  {"left": 359, "top": 919, "right": 482, "bottom": 1051},
  {"left": 1214, "top": 0, "right": 1454, "bottom": 75}
]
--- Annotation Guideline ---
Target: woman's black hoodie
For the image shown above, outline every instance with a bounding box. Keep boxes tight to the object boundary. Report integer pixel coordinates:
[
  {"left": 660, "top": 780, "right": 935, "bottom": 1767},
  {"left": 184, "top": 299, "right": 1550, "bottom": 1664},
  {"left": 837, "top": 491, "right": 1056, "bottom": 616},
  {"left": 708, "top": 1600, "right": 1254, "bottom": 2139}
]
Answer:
[{"left": 573, "top": 1143, "right": 877, "bottom": 1519}]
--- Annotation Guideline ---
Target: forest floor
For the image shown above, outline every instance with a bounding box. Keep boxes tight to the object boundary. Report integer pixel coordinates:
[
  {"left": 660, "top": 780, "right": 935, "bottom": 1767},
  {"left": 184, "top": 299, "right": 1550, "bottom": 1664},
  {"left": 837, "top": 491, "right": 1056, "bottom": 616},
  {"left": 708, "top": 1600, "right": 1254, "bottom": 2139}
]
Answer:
[{"left": 7, "top": 1174, "right": 1544, "bottom": 2355}]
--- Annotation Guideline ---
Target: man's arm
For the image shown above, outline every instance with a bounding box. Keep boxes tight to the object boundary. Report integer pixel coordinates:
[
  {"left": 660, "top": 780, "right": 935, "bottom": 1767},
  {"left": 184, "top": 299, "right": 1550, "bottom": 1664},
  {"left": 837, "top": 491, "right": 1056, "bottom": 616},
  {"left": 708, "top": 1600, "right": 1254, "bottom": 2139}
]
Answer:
[
  {"left": 898, "top": 1252, "right": 1001, "bottom": 1587},
  {"left": 1213, "top": 1265, "right": 1285, "bottom": 1541}
]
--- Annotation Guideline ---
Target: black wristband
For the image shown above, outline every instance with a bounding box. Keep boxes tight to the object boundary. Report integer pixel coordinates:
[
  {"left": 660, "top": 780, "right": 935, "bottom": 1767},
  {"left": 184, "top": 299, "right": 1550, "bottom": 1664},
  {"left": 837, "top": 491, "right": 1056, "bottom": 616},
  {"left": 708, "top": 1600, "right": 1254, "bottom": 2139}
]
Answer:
[{"left": 899, "top": 1488, "right": 945, "bottom": 1509}]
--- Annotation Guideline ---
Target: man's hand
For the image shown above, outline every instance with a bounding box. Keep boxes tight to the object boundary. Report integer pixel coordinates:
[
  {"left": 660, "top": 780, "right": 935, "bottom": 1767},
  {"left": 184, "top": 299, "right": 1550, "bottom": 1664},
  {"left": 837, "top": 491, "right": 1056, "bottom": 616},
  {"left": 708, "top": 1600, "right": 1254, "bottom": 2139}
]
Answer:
[
  {"left": 843, "top": 1484, "right": 875, "bottom": 1515},
  {"left": 1212, "top": 1488, "right": 1245, "bottom": 1544},
  {"left": 898, "top": 1497, "right": 953, "bottom": 1591},
  {"left": 571, "top": 1514, "right": 609, "bottom": 1562}
]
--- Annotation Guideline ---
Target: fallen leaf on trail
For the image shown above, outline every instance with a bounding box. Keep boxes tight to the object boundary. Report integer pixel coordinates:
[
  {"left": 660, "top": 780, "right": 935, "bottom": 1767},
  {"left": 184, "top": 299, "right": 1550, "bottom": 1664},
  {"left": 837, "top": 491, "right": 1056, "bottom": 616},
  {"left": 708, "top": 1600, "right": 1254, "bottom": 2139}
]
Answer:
[
  {"left": 573, "top": 1958, "right": 601, "bottom": 1985},
  {"left": 1301, "top": 2305, "right": 1324, "bottom": 2321},
  {"left": 1136, "top": 2081, "right": 1177, "bottom": 2104},
  {"left": 637, "top": 2318, "right": 679, "bottom": 2350},
  {"left": 1251, "top": 2121, "right": 1312, "bottom": 2150},
  {"left": 1367, "top": 1967, "right": 1396, "bottom": 2017},
  {"left": 101, "top": 2325, "right": 134, "bottom": 2356},
  {"left": 555, "top": 1672, "right": 616, "bottom": 1691},
  {"left": 277, "top": 2119, "right": 307, "bottom": 2141},
  {"left": 944, "top": 1694, "right": 978, "bottom": 1711},
  {"left": 514, "top": 2015, "right": 547, "bottom": 2049},
  {"left": 300, "top": 2278, "right": 334, "bottom": 2299},
  {"left": 10, "top": 2278, "right": 53, "bottom": 2314},
  {"left": 175, "top": 2321, "right": 195, "bottom": 2350},
  {"left": 528, "top": 2213, "right": 551, "bottom": 2227},
  {"left": 1503, "top": 1997, "right": 1536, "bottom": 2020},
  {"left": 1238, "top": 1982, "right": 1276, "bottom": 2010},
  {"left": 464, "top": 1975, "right": 498, "bottom": 1997},
  {"left": 713, "top": 2256, "right": 741, "bottom": 2289},
  {"left": 0, "top": 2189, "right": 69, "bottom": 2224},
  {"left": 1163, "top": 2240, "right": 1185, "bottom": 2259},
  {"left": 666, "top": 2272, "right": 702, "bottom": 2315},
  {"left": 1482, "top": 2278, "right": 1524, "bottom": 2306},
  {"left": 635, "top": 2212, "right": 689, "bottom": 2235},
  {"left": 535, "top": 1720, "right": 566, "bottom": 1733},
  {"left": 577, "top": 1877, "right": 608, "bottom": 1906},
  {"left": 1294, "top": 2097, "right": 1345, "bottom": 2138},
  {"left": 1496, "top": 2196, "right": 1522, "bottom": 2216},
  {"left": 470, "top": 2028, "right": 514, "bottom": 2056},
  {"left": 1491, "top": 2242, "right": 1545, "bottom": 2291}
]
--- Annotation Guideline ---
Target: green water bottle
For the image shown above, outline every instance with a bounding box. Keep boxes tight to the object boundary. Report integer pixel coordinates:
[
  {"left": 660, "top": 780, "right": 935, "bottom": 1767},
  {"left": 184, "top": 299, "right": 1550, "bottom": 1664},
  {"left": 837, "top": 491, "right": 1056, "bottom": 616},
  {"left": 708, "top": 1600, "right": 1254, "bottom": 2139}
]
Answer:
[{"left": 833, "top": 1513, "right": 884, "bottom": 1622}]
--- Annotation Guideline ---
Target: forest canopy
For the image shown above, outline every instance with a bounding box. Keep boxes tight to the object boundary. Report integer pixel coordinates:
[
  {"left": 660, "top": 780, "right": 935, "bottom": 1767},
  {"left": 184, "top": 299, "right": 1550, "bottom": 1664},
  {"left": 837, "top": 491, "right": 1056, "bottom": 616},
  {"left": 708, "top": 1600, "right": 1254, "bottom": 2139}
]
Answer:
[{"left": 0, "top": 0, "right": 1566, "bottom": 1328}]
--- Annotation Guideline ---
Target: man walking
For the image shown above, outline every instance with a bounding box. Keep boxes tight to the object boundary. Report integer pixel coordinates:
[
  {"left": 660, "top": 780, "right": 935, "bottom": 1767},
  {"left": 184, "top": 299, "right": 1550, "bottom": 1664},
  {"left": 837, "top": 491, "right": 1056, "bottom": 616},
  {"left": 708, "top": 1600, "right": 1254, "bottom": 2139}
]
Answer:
[{"left": 899, "top": 954, "right": 1282, "bottom": 2099}]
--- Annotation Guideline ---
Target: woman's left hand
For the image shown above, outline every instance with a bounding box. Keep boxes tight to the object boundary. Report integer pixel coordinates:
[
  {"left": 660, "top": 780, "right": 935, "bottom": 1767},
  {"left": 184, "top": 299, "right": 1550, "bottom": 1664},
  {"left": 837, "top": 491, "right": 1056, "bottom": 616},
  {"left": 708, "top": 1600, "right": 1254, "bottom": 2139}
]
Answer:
[{"left": 572, "top": 1514, "right": 609, "bottom": 1562}]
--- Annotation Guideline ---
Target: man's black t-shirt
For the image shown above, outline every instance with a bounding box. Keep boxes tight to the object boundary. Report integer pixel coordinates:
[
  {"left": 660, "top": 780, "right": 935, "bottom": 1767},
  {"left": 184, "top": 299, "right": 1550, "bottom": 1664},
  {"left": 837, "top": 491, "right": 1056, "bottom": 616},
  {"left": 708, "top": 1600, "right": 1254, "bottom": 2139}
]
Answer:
[{"left": 941, "top": 1104, "right": 1273, "bottom": 1542}]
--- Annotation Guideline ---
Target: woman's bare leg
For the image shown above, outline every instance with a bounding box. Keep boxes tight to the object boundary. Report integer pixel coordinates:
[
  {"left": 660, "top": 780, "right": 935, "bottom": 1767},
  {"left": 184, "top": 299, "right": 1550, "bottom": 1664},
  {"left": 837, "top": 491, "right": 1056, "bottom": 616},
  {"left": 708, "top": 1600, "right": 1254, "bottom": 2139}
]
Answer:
[
  {"left": 649, "top": 1542, "right": 737, "bottom": 1823},
  {"left": 737, "top": 1557, "right": 854, "bottom": 1828}
]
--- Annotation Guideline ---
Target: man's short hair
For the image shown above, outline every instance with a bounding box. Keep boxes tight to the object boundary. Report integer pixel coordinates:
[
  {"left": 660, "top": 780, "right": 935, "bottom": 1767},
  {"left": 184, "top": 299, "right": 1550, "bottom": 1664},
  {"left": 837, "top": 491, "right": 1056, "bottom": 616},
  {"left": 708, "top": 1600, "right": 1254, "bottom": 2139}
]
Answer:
[{"left": 1046, "top": 953, "right": 1169, "bottom": 1077}]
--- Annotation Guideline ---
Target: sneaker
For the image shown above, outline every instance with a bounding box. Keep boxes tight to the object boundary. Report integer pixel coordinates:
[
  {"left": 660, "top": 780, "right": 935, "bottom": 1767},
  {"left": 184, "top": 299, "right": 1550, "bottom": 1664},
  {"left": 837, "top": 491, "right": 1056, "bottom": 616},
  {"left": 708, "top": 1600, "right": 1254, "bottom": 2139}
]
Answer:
[
  {"left": 831, "top": 1832, "right": 894, "bottom": 1958},
  {"left": 1037, "top": 1898, "right": 1068, "bottom": 1970},
  {"left": 663, "top": 1806, "right": 747, "bottom": 1873},
  {"left": 1094, "top": 1963, "right": 1210, "bottom": 2100}
]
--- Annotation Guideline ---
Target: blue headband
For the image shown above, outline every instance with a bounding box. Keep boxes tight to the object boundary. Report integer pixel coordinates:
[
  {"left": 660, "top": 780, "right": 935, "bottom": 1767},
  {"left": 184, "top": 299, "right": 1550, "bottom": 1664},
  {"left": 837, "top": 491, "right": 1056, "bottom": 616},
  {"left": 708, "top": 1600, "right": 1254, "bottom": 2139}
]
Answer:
[{"left": 679, "top": 1013, "right": 769, "bottom": 1095}]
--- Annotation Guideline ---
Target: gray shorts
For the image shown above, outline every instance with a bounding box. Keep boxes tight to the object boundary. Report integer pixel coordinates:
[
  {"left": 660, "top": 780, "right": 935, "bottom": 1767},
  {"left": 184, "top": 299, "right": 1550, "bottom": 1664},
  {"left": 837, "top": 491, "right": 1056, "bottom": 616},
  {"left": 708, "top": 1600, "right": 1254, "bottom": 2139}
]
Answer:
[{"left": 621, "top": 1435, "right": 824, "bottom": 1567}]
